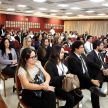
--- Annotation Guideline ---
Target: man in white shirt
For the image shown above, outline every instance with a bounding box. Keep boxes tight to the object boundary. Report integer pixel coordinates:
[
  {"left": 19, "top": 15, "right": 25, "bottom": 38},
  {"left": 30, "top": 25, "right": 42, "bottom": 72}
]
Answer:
[
  {"left": 72, "top": 32, "right": 77, "bottom": 38},
  {"left": 50, "top": 26, "right": 55, "bottom": 35},
  {"left": 84, "top": 35, "right": 93, "bottom": 54}
]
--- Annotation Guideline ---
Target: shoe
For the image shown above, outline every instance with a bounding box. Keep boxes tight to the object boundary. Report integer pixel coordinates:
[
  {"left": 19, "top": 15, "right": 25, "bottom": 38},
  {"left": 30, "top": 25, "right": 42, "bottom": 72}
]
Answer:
[
  {"left": 89, "top": 86, "right": 106, "bottom": 97},
  {"left": 13, "top": 86, "right": 16, "bottom": 93}
]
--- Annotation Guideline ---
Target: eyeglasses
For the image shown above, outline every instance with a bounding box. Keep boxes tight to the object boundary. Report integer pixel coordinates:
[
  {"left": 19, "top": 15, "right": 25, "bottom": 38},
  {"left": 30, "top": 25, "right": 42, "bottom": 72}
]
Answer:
[{"left": 29, "top": 55, "right": 37, "bottom": 60}]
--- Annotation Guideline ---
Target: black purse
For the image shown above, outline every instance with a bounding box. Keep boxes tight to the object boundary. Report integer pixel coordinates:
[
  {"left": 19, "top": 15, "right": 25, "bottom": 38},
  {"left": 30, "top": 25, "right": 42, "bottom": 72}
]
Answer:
[{"left": 27, "top": 64, "right": 45, "bottom": 97}]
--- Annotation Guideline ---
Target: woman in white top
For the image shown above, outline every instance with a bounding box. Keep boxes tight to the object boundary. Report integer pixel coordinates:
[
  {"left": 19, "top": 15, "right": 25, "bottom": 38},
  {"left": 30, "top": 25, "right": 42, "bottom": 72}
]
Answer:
[
  {"left": 20, "top": 37, "right": 35, "bottom": 54},
  {"left": 17, "top": 48, "right": 56, "bottom": 108},
  {"left": 50, "top": 26, "right": 55, "bottom": 35},
  {"left": 46, "top": 44, "right": 83, "bottom": 108}
]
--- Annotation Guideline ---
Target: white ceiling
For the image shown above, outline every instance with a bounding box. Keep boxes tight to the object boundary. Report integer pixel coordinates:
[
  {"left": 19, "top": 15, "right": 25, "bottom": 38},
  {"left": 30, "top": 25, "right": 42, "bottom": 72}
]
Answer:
[{"left": 1, "top": 0, "right": 108, "bottom": 19}]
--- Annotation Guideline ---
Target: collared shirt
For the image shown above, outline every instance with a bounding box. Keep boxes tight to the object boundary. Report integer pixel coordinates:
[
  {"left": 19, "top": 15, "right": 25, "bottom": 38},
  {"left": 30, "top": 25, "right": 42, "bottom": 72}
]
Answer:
[
  {"left": 84, "top": 41, "right": 93, "bottom": 54},
  {"left": 94, "top": 50, "right": 104, "bottom": 68},
  {"left": 50, "top": 29, "right": 55, "bottom": 35},
  {"left": 1, "top": 29, "right": 5, "bottom": 36},
  {"left": 18, "top": 35, "right": 21, "bottom": 43},
  {"left": 74, "top": 52, "right": 88, "bottom": 74}
]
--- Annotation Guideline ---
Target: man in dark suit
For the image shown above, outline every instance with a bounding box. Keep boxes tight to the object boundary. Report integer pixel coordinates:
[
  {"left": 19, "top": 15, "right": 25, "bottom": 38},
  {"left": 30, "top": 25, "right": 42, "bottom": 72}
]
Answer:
[
  {"left": 87, "top": 40, "right": 108, "bottom": 82},
  {"left": 15, "top": 31, "right": 23, "bottom": 47},
  {"left": 68, "top": 41, "right": 106, "bottom": 108}
]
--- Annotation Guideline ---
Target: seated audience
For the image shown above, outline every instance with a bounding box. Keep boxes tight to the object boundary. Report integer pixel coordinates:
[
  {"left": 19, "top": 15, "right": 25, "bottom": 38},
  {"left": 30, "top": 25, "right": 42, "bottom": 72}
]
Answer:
[
  {"left": 37, "top": 38, "right": 51, "bottom": 67},
  {"left": 46, "top": 45, "right": 83, "bottom": 108},
  {"left": 84, "top": 35, "right": 93, "bottom": 54},
  {"left": 20, "top": 37, "right": 35, "bottom": 54},
  {"left": 68, "top": 41, "right": 106, "bottom": 108},
  {"left": 77, "top": 37, "right": 84, "bottom": 43},
  {"left": 0, "top": 38, "right": 17, "bottom": 92},
  {"left": 35, "top": 35, "right": 42, "bottom": 50},
  {"left": 42, "top": 33, "right": 47, "bottom": 38},
  {"left": 33, "top": 32, "right": 38, "bottom": 41},
  {"left": 17, "top": 48, "right": 56, "bottom": 108},
  {"left": 100, "top": 35, "right": 104, "bottom": 41},
  {"left": 87, "top": 40, "right": 108, "bottom": 81}
]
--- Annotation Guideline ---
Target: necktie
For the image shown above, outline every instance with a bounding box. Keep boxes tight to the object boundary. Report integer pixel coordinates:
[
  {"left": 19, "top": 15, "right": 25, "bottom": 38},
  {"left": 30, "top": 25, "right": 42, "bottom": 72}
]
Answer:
[
  {"left": 98, "top": 53, "right": 107, "bottom": 69},
  {"left": 90, "top": 43, "right": 92, "bottom": 50},
  {"left": 80, "top": 56, "right": 89, "bottom": 77}
]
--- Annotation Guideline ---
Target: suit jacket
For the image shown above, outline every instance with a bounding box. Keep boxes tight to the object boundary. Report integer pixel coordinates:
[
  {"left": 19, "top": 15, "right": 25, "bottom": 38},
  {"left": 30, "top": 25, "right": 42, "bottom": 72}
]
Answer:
[
  {"left": 46, "top": 60, "right": 70, "bottom": 87},
  {"left": 0, "top": 48, "right": 17, "bottom": 70},
  {"left": 0, "top": 29, "right": 5, "bottom": 36},
  {"left": 68, "top": 52, "right": 101, "bottom": 86},
  {"left": 15, "top": 35, "right": 23, "bottom": 45},
  {"left": 87, "top": 50, "right": 108, "bottom": 70}
]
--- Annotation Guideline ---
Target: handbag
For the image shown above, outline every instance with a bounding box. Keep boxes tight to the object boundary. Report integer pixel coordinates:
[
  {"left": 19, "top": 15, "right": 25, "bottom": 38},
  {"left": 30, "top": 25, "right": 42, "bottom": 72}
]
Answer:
[
  {"left": 62, "top": 75, "right": 80, "bottom": 92},
  {"left": 26, "top": 64, "right": 45, "bottom": 97}
]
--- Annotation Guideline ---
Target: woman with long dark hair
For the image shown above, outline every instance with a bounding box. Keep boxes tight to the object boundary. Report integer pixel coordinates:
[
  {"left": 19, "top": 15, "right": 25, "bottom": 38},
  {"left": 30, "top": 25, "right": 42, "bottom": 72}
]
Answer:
[
  {"left": 46, "top": 45, "right": 83, "bottom": 108},
  {"left": 17, "top": 48, "right": 56, "bottom": 108},
  {"left": 0, "top": 38, "right": 17, "bottom": 92},
  {"left": 35, "top": 35, "right": 42, "bottom": 50},
  {"left": 37, "top": 38, "right": 51, "bottom": 67}
]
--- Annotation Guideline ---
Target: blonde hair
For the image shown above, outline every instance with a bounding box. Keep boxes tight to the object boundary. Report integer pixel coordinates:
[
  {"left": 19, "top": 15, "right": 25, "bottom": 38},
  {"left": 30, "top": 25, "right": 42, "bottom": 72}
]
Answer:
[
  {"left": 23, "top": 37, "right": 31, "bottom": 48},
  {"left": 53, "top": 35, "right": 60, "bottom": 44}
]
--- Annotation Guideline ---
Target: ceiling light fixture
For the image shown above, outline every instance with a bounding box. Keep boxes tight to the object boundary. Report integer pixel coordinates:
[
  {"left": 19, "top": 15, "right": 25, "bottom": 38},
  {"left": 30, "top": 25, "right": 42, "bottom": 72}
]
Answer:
[
  {"left": 89, "top": 0, "right": 104, "bottom": 2},
  {"left": 102, "top": 4, "right": 108, "bottom": 6},
  {"left": 7, "top": 8, "right": 15, "bottom": 11},
  {"left": 97, "top": 13, "right": 106, "bottom": 15},
  {"left": 77, "top": 14, "right": 84, "bottom": 16},
  {"left": 65, "top": 12, "right": 73, "bottom": 14},
  {"left": 50, "top": 10, "right": 58, "bottom": 12},
  {"left": 58, "top": 4, "right": 69, "bottom": 7},
  {"left": 33, "top": 0, "right": 46, "bottom": 2},
  {"left": 17, "top": 5, "right": 27, "bottom": 7},
  {"left": 71, "top": 7, "right": 81, "bottom": 10},
  {"left": 25, "top": 11, "right": 33, "bottom": 13},
  {"left": 86, "top": 10, "right": 95, "bottom": 13},
  {"left": 38, "top": 8, "right": 47, "bottom": 10}
]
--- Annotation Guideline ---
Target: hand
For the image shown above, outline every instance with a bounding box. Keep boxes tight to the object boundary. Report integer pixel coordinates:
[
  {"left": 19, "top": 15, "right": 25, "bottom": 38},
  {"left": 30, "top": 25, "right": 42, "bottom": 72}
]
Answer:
[
  {"left": 47, "top": 86, "right": 55, "bottom": 92},
  {"left": 66, "top": 74, "right": 74, "bottom": 78},
  {"left": 12, "top": 60, "right": 17, "bottom": 65},
  {"left": 91, "top": 79, "right": 100, "bottom": 87},
  {"left": 103, "top": 69, "right": 108, "bottom": 76},
  {"left": 40, "top": 82, "right": 49, "bottom": 91}
]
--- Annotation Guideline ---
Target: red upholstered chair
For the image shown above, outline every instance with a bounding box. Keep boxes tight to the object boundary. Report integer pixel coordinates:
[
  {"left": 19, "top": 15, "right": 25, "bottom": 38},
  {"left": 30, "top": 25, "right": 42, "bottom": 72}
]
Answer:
[
  {"left": 32, "top": 39, "right": 35, "bottom": 45},
  {"left": 44, "top": 61, "right": 79, "bottom": 108},
  {"left": 0, "top": 63, "right": 13, "bottom": 97},
  {"left": 71, "top": 39, "right": 73, "bottom": 42},
  {"left": 12, "top": 40, "right": 20, "bottom": 54},
  {"left": 15, "top": 71, "right": 32, "bottom": 108},
  {"left": 64, "top": 47, "right": 71, "bottom": 54},
  {"left": 0, "top": 37, "right": 2, "bottom": 40}
]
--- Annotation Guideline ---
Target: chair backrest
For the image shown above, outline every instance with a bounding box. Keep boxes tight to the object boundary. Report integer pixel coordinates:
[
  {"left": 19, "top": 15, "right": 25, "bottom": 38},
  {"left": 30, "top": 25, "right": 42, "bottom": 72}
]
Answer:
[
  {"left": 105, "top": 55, "right": 108, "bottom": 65},
  {"left": 65, "top": 56, "right": 70, "bottom": 62},
  {"left": 64, "top": 47, "right": 71, "bottom": 54},
  {"left": 15, "top": 71, "right": 22, "bottom": 100},
  {"left": 73, "top": 37, "right": 76, "bottom": 41},
  {"left": 0, "top": 38, "right": 2, "bottom": 40},
  {"left": 13, "top": 40, "right": 19, "bottom": 49}
]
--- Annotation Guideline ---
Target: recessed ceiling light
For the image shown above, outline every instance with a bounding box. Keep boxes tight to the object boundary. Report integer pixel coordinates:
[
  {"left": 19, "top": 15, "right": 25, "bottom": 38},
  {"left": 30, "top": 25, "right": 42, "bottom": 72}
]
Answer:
[
  {"left": 33, "top": 0, "right": 46, "bottom": 2},
  {"left": 65, "top": 12, "right": 73, "bottom": 14},
  {"left": 38, "top": 8, "right": 47, "bottom": 10},
  {"left": 89, "top": 0, "right": 104, "bottom": 2},
  {"left": 36, "top": 12, "right": 42, "bottom": 14},
  {"left": 77, "top": 14, "right": 84, "bottom": 16},
  {"left": 102, "top": 4, "right": 108, "bottom": 6},
  {"left": 86, "top": 10, "right": 95, "bottom": 13},
  {"left": 97, "top": 13, "right": 106, "bottom": 15},
  {"left": 25, "top": 11, "right": 33, "bottom": 13},
  {"left": 17, "top": 5, "right": 27, "bottom": 7},
  {"left": 50, "top": 10, "right": 58, "bottom": 12},
  {"left": 7, "top": 8, "right": 15, "bottom": 11},
  {"left": 71, "top": 7, "right": 81, "bottom": 10},
  {"left": 58, "top": 4, "right": 69, "bottom": 7},
  {"left": 0, "top": 2, "right": 1, "bottom": 4},
  {"left": 50, "top": 13, "right": 56, "bottom": 15}
]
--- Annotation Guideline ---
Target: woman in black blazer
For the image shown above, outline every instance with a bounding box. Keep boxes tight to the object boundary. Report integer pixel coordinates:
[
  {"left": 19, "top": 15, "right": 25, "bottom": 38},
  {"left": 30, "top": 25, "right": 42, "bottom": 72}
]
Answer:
[{"left": 46, "top": 44, "right": 83, "bottom": 108}]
